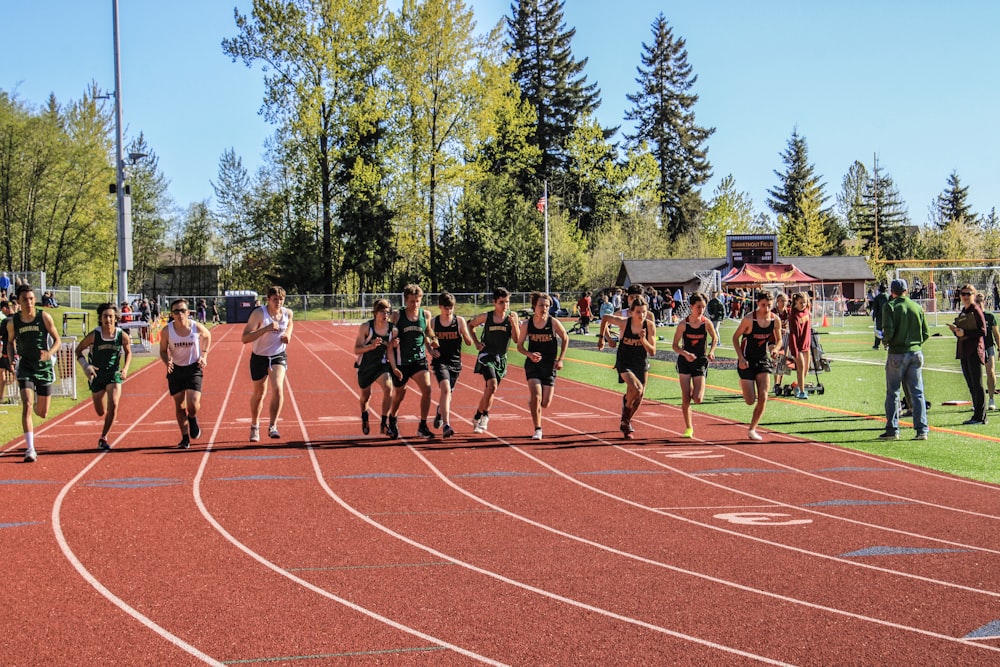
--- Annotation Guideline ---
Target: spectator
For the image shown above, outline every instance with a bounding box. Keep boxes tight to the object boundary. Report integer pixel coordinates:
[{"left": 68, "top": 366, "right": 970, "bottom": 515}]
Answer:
[
  {"left": 0, "top": 271, "right": 10, "bottom": 299},
  {"left": 947, "top": 284, "right": 987, "bottom": 425},
  {"left": 549, "top": 292, "right": 562, "bottom": 318},
  {"left": 871, "top": 284, "right": 889, "bottom": 350},
  {"left": 880, "top": 279, "right": 929, "bottom": 440},
  {"left": 575, "top": 290, "right": 592, "bottom": 335},
  {"left": 975, "top": 293, "right": 999, "bottom": 411},
  {"left": 707, "top": 293, "right": 726, "bottom": 342}
]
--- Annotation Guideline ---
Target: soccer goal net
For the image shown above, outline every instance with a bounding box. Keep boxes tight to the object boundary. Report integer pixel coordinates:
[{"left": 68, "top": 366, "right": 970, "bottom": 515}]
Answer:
[{"left": 893, "top": 265, "right": 1000, "bottom": 324}]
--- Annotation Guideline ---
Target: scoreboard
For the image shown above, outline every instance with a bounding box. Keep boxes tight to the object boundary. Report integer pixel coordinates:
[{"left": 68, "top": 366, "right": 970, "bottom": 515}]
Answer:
[{"left": 727, "top": 234, "right": 778, "bottom": 268}]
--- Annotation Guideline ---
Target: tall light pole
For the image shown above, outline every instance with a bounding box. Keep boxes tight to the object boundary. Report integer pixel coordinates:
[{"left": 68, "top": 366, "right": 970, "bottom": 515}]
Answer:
[{"left": 112, "top": 0, "right": 132, "bottom": 307}]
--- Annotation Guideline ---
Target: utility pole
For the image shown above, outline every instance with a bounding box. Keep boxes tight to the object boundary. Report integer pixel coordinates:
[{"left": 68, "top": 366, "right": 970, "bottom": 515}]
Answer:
[{"left": 112, "top": 0, "right": 133, "bottom": 307}]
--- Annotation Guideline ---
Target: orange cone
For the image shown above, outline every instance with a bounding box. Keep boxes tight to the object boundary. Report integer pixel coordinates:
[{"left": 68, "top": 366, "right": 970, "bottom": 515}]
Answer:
[{"left": 821, "top": 313, "right": 829, "bottom": 328}]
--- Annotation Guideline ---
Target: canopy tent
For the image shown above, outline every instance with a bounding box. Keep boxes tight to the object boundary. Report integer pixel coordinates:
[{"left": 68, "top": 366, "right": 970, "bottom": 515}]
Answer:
[{"left": 722, "top": 263, "right": 817, "bottom": 285}]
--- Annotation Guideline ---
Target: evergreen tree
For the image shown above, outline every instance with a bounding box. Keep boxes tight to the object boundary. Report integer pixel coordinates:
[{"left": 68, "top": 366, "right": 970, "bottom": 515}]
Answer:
[
  {"left": 127, "top": 134, "right": 173, "bottom": 295},
  {"left": 625, "top": 13, "right": 714, "bottom": 241},
  {"left": 767, "top": 129, "right": 836, "bottom": 255},
  {"left": 702, "top": 175, "right": 756, "bottom": 258},
  {"left": 507, "top": 0, "right": 602, "bottom": 187},
  {"left": 932, "top": 170, "right": 977, "bottom": 228},
  {"left": 857, "top": 159, "right": 910, "bottom": 260}
]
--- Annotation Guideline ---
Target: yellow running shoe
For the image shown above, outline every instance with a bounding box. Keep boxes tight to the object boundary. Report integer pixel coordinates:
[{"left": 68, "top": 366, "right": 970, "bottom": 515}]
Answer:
[{"left": 683, "top": 427, "right": 694, "bottom": 438}]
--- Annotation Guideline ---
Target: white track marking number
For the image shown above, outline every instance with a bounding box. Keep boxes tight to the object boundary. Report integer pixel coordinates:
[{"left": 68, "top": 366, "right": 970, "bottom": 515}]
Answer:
[
  {"left": 714, "top": 512, "right": 813, "bottom": 526},
  {"left": 661, "top": 449, "right": 725, "bottom": 459}
]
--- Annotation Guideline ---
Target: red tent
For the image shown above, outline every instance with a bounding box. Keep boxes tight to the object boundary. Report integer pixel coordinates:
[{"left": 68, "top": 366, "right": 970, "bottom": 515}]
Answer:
[{"left": 722, "top": 263, "right": 817, "bottom": 284}]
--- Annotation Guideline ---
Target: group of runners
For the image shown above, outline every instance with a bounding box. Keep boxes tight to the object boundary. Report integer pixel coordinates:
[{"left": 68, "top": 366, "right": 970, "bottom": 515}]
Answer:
[{"left": 3, "top": 280, "right": 805, "bottom": 460}]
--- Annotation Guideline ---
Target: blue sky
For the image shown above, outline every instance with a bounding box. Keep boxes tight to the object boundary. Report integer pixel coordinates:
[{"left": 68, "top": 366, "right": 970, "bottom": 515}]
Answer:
[{"left": 4, "top": 1, "right": 999, "bottom": 225}]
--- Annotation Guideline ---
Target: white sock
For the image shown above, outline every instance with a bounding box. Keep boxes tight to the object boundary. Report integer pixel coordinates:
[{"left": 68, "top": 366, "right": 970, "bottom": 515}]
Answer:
[{"left": 25, "top": 432, "right": 35, "bottom": 450}]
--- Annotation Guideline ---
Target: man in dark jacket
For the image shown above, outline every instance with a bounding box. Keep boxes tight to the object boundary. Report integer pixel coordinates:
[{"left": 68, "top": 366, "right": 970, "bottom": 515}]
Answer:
[{"left": 871, "top": 283, "right": 890, "bottom": 349}]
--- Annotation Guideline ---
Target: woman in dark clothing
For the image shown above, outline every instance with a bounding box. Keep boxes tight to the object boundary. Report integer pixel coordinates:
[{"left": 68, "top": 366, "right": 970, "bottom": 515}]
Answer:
[{"left": 947, "top": 284, "right": 988, "bottom": 425}]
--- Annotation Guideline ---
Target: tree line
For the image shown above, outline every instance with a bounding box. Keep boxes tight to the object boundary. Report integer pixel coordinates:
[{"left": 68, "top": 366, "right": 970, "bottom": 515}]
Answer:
[{"left": 1, "top": 0, "right": 995, "bottom": 295}]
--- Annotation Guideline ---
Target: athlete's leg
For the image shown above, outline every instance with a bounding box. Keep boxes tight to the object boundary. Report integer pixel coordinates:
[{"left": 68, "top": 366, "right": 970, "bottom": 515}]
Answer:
[
  {"left": 740, "top": 377, "right": 757, "bottom": 405},
  {"left": 267, "top": 364, "right": 286, "bottom": 426},
  {"left": 249, "top": 376, "right": 268, "bottom": 427},
  {"left": 527, "top": 379, "right": 542, "bottom": 428},
  {"left": 749, "top": 373, "right": 770, "bottom": 430},
  {"left": 415, "top": 370, "right": 432, "bottom": 421},
  {"left": 91, "top": 388, "right": 108, "bottom": 417},
  {"left": 438, "top": 378, "right": 453, "bottom": 425},
  {"left": 679, "top": 373, "right": 693, "bottom": 429},
  {"left": 102, "top": 383, "right": 122, "bottom": 439}
]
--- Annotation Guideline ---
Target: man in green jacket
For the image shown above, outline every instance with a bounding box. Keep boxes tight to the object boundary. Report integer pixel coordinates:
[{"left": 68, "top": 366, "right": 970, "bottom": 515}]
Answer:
[{"left": 880, "top": 278, "right": 930, "bottom": 440}]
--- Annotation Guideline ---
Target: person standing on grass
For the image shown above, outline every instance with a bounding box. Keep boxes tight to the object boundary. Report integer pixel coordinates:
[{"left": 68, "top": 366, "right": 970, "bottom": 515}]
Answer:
[
  {"left": 880, "top": 279, "right": 929, "bottom": 440},
  {"left": 707, "top": 293, "right": 726, "bottom": 343},
  {"left": 947, "top": 284, "right": 988, "bottom": 426},
  {"left": 241, "top": 286, "right": 293, "bottom": 442},
  {"left": 160, "top": 298, "right": 212, "bottom": 449},
  {"left": 786, "top": 292, "right": 813, "bottom": 400},
  {"left": 732, "top": 291, "right": 781, "bottom": 442},
  {"left": 387, "top": 284, "right": 437, "bottom": 439},
  {"left": 468, "top": 287, "right": 521, "bottom": 434},
  {"left": 672, "top": 292, "right": 718, "bottom": 439},
  {"left": 771, "top": 293, "right": 790, "bottom": 396},
  {"left": 575, "top": 290, "right": 593, "bottom": 335},
  {"left": 5, "top": 284, "right": 61, "bottom": 462},
  {"left": 871, "top": 283, "right": 889, "bottom": 350},
  {"left": 517, "top": 292, "right": 569, "bottom": 440},
  {"left": 75, "top": 303, "right": 132, "bottom": 451},
  {"left": 354, "top": 299, "right": 395, "bottom": 437},
  {"left": 975, "top": 292, "right": 999, "bottom": 411},
  {"left": 598, "top": 295, "right": 656, "bottom": 439},
  {"left": 429, "top": 291, "right": 473, "bottom": 438}
]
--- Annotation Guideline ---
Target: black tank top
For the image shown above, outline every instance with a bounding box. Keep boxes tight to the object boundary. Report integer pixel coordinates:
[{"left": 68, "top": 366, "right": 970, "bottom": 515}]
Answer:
[
  {"left": 527, "top": 316, "right": 558, "bottom": 363},
  {"left": 616, "top": 317, "right": 648, "bottom": 368},
  {"left": 433, "top": 315, "right": 463, "bottom": 366},
  {"left": 741, "top": 317, "right": 774, "bottom": 362},
  {"left": 682, "top": 318, "right": 708, "bottom": 358}
]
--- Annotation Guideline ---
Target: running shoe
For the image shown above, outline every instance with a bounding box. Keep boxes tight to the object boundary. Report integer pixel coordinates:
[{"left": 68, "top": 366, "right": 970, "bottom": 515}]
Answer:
[
  {"left": 913, "top": 432, "right": 929, "bottom": 441},
  {"left": 877, "top": 430, "right": 899, "bottom": 440},
  {"left": 747, "top": 429, "right": 763, "bottom": 442},
  {"left": 472, "top": 416, "right": 484, "bottom": 433},
  {"left": 620, "top": 420, "right": 630, "bottom": 436},
  {"left": 188, "top": 416, "right": 201, "bottom": 440},
  {"left": 386, "top": 417, "right": 399, "bottom": 439},
  {"left": 361, "top": 412, "right": 370, "bottom": 435},
  {"left": 990, "top": 400, "right": 997, "bottom": 411},
  {"left": 962, "top": 418, "right": 987, "bottom": 425},
  {"left": 797, "top": 389, "right": 808, "bottom": 400},
  {"left": 473, "top": 414, "right": 489, "bottom": 433},
  {"left": 98, "top": 438, "right": 111, "bottom": 451},
  {"left": 416, "top": 423, "right": 434, "bottom": 438},
  {"left": 433, "top": 411, "right": 442, "bottom": 429},
  {"left": 683, "top": 427, "right": 694, "bottom": 438},
  {"left": 442, "top": 424, "right": 455, "bottom": 438},
  {"left": 268, "top": 425, "right": 280, "bottom": 439},
  {"left": 177, "top": 435, "right": 191, "bottom": 449},
  {"left": 249, "top": 426, "right": 260, "bottom": 442},
  {"left": 531, "top": 428, "right": 543, "bottom": 440},
  {"left": 24, "top": 447, "right": 37, "bottom": 463}
]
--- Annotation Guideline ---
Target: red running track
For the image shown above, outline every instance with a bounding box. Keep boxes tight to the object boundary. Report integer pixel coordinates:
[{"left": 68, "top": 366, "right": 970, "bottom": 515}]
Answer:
[{"left": 2, "top": 321, "right": 999, "bottom": 665}]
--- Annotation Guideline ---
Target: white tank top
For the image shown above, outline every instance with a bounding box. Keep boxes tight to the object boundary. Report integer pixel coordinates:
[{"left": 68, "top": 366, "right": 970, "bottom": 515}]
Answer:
[
  {"left": 252, "top": 305, "right": 291, "bottom": 357},
  {"left": 167, "top": 321, "right": 201, "bottom": 366}
]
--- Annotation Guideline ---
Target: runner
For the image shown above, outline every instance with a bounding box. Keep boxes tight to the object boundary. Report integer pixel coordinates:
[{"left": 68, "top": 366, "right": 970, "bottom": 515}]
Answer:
[
  {"left": 429, "top": 292, "right": 473, "bottom": 438},
  {"left": 353, "top": 299, "right": 394, "bottom": 437},
  {"left": 5, "top": 284, "right": 61, "bottom": 462},
  {"left": 75, "top": 303, "right": 133, "bottom": 450},
  {"left": 387, "top": 284, "right": 437, "bottom": 439},
  {"left": 672, "top": 292, "right": 718, "bottom": 438},
  {"left": 732, "top": 291, "right": 782, "bottom": 441},
  {"left": 597, "top": 295, "right": 656, "bottom": 439},
  {"left": 159, "top": 298, "right": 212, "bottom": 449},
  {"left": 468, "top": 287, "right": 522, "bottom": 434},
  {"left": 241, "top": 286, "right": 293, "bottom": 441},
  {"left": 517, "top": 292, "right": 569, "bottom": 440}
]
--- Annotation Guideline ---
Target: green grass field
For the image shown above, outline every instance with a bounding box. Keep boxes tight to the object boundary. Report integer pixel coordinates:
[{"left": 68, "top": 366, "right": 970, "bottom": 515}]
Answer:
[{"left": 3, "top": 311, "right": 997, "bottom": 485}]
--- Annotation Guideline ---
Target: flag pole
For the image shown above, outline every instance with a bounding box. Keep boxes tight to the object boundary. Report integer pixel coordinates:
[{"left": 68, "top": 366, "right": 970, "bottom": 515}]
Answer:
[{"left": 543, "top": 180, "right": 550, "bottom": 295}]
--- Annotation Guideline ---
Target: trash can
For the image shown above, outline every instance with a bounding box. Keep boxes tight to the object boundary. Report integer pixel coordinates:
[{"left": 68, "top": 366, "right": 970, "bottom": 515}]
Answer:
[{"left": 225, "top": 290, "right": 258, "bottom": 324}]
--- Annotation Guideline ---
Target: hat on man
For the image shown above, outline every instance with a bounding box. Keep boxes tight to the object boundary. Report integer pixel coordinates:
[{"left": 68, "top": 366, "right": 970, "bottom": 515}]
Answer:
[{"left": 890, "top": 278, "right": 908, "bottom": 295}]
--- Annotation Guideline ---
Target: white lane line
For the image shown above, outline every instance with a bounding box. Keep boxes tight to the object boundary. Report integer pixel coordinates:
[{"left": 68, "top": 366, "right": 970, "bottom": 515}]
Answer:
[
  {"left": 52, "top": 396, "right": 223, "bottom": 665},
  {"left": 191, "top": 343, "right": 506, "bottom": 666},
  {"left": 288, "top": 337, "right": 792, "bottom": 666}
]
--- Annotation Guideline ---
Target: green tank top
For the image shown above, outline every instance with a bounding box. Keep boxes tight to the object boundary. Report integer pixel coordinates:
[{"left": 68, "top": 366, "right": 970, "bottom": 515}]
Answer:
[
  {"left": 480, "top": 312, "right": 514, "bottom": 357},
  {"left": 88, "top": 328, "right": 125, "bottom": 375},
  {"left": 13, "top": 311, "right": 51, "bottom": 369},
  {"left": 395, "top": 308, "right": 427, "bottom": 365}
]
